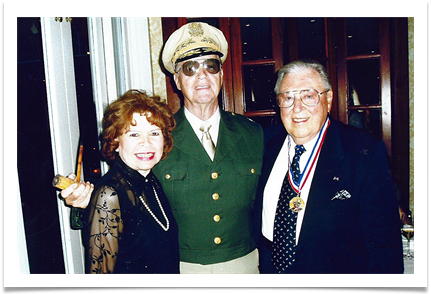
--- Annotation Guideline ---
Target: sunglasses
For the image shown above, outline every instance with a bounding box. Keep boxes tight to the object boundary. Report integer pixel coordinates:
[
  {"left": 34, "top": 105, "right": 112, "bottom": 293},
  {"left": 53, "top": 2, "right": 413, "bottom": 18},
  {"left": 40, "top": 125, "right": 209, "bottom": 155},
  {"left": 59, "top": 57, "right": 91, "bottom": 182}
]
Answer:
[{"left": 177, "top": 58, "right": 221, "bottom": 76}]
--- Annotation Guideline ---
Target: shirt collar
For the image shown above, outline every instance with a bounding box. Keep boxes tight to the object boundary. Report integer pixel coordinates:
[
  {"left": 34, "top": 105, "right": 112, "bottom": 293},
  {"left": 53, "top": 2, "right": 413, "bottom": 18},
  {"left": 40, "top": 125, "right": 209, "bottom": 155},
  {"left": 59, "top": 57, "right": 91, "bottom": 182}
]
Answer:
[{"left": 184, "top": 107, "right": 221, "bottom": 144}]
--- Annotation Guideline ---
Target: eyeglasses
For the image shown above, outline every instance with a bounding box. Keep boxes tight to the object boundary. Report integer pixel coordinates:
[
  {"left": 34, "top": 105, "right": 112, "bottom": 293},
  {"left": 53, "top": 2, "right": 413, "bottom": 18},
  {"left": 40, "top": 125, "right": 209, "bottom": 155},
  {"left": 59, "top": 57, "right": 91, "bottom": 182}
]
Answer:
[
  {"left": 176, "top": 58, "right": 221, "bottom": 76},
  {"left": 277, "top": 89, "right": 329, "bottom": 108}
]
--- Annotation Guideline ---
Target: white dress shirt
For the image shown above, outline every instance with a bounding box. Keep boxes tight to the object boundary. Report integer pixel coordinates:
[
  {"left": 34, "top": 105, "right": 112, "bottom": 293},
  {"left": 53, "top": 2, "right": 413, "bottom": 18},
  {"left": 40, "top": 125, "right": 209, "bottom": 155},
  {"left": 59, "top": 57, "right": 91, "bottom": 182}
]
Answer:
[
  {"left": 184, "top": 107, "right": 220, "bottom": 146},
  {"left": 262, "top": 134, "right": 322, "bottom": 244}
]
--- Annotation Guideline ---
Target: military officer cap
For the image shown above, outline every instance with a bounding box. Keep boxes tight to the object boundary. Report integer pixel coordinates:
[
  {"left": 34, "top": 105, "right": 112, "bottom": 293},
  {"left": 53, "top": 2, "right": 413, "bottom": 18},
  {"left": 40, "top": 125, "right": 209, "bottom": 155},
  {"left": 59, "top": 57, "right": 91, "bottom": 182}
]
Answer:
[{"left": 162, "top": 22, "right": 228, "bottom": 74}]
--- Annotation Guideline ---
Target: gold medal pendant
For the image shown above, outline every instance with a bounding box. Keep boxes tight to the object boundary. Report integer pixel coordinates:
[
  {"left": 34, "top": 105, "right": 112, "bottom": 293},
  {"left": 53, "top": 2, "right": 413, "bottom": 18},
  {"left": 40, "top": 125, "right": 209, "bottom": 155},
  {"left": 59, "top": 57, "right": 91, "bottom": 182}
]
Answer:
[{"left": 289, "top": 196, "right": 304, "bottom": 212}]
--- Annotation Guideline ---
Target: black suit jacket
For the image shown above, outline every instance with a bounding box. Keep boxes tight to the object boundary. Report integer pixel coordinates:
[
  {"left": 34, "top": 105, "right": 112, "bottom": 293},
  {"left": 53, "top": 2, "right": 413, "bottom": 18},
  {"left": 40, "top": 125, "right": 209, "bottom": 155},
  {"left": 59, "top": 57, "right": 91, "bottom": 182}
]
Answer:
[{"left": 254, "top": 117, "right": 404, "bottom": 273}]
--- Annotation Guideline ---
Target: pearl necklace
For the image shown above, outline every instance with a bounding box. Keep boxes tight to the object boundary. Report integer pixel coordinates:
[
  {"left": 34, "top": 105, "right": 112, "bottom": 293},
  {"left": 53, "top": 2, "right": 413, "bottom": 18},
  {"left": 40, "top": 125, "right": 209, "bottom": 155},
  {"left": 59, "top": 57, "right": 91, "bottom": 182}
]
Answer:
[{"left": 139, "top": 186, "right": 170, "bottom": 232}]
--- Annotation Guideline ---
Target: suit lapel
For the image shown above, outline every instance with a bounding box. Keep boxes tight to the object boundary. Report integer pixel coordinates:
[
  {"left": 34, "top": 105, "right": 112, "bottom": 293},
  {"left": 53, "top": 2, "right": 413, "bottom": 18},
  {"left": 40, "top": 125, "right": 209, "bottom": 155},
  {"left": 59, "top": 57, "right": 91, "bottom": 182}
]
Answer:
[
  {"left": 297, "top": 119, "right": 345, "bottom": 247},
  {"left": 307, "top": 119, "right": 344, "bottom": 188},
  {"left": 212, "top": 110, "right": 243, "bottom": 164},
  {"left": 254, "top": 124, "right": 287, "bottom": 240},
  {"left": 173, "top": 108, "right": 212, "bottom": 164},
  {"left": 261, "top": 124, "right": 288, "bottom": 184},
  {"left": 255, "top": 124, "right": 287, "bottom": 219}
]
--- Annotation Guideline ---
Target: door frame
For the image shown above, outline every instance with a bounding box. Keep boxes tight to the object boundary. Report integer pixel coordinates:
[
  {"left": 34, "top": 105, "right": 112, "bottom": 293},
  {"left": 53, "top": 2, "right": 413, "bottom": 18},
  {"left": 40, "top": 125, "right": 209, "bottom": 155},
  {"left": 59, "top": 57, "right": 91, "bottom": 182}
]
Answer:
[{"left": 41, "top": 16, "right": 85, "bottom": 274}]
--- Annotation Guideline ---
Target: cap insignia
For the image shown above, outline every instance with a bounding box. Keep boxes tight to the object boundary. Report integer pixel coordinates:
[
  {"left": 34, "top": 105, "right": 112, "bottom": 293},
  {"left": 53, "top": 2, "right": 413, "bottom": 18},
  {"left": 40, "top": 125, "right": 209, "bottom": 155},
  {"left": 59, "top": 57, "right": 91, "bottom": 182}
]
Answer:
[{"left": 188, "top": 22, "right": 204, "bottom": 37}]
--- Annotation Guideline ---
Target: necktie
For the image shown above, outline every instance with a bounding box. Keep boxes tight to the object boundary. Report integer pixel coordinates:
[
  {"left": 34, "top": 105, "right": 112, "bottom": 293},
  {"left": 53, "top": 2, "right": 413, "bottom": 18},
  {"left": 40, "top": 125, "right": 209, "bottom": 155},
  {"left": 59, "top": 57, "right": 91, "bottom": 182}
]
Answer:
[
  {"left": 291, "top": 145, "right": 305, "bottom": 185},
  {"left": 272, "top": 144, "right": 306, "bottom": 273},
  {"left": 200, "top": 123, "right": 216, "bottom": 161}
]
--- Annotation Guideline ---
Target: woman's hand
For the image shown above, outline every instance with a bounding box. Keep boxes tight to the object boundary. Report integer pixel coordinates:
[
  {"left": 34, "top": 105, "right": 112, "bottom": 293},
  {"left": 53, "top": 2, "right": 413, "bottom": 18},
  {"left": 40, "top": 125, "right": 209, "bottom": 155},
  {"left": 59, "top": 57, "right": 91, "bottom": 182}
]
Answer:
[{"left": 60, "top": 173, "right": 94, "bottom": 209}]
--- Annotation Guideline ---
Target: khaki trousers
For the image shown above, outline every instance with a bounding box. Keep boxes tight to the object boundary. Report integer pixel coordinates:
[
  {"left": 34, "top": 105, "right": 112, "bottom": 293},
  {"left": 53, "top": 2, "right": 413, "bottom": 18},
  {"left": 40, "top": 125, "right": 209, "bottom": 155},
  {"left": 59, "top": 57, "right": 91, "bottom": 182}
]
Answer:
[{"left": 179, "top": 249, "right": 259, "bottom": 274}]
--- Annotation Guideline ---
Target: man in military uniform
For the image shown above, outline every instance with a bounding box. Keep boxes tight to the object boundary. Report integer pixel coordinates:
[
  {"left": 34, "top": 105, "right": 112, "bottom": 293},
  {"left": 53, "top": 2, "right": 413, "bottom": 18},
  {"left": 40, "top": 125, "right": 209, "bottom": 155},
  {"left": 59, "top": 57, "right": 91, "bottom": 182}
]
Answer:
[
  {"left": 62, "top": 22, "right": 264, "bottom": 274},
  {"left": 155, "top": 22, "right": 263, "bottom": 273}
]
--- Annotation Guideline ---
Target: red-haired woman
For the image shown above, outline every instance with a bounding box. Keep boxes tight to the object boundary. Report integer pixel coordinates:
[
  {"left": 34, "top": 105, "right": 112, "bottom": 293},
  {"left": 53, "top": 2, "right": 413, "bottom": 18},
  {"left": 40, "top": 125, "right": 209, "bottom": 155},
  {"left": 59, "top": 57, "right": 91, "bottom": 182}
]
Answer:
[{"left": 84, "top": 89, "right": 178, "bottom": 274}]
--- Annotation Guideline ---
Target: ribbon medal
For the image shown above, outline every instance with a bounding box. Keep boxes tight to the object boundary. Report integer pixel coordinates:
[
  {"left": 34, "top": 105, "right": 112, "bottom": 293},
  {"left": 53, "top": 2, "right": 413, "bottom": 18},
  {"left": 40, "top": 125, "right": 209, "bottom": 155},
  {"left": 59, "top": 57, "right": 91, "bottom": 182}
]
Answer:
[
  {"left": 287, "top": 118, "right": 330, "bottom": 213},
  {"left": 289, "top": 196, "right": 305, "bottom": 212}
]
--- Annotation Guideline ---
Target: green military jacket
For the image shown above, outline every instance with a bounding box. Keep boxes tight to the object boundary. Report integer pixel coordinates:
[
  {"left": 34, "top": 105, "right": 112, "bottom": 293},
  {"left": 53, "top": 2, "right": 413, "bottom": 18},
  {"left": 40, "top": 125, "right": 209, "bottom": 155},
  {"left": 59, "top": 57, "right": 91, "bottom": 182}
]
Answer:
[{"left": 153, "top": 107, "right": 264, "bottom": 265}]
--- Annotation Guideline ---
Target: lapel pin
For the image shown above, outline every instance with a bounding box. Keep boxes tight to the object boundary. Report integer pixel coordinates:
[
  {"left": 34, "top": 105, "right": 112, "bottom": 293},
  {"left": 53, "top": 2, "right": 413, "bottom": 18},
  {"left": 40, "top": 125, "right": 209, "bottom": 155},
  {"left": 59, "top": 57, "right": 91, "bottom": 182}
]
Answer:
[{"left": 331, "top": 189, "right": 352, "bottom": 201}]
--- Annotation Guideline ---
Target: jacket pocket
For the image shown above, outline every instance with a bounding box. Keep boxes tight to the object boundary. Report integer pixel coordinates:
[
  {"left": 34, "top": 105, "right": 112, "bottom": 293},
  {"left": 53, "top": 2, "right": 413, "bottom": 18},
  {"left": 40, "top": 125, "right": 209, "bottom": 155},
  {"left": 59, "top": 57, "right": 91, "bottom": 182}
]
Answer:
[
  {"left": 227, "top": 159, "right": 262, "bottom": 206},
  {"left": 158, "top": 168, "right": 189, "bottom": 210}
]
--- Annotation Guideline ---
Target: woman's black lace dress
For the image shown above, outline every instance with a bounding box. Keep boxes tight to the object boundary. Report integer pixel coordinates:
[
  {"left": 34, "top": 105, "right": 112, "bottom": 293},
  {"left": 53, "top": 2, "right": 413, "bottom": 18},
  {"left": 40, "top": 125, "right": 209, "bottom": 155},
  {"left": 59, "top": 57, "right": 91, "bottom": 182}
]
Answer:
[{"left": 84, "top": 156, "right": 179, "bottom": 274}]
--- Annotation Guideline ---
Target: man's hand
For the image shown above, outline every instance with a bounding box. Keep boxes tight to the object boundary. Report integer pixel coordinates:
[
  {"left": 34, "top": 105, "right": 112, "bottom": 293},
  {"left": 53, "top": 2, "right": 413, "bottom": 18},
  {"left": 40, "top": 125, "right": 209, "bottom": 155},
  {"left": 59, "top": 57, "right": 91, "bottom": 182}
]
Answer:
[{"left": 60, "top": 173, "right": 93, "bottom": 209}]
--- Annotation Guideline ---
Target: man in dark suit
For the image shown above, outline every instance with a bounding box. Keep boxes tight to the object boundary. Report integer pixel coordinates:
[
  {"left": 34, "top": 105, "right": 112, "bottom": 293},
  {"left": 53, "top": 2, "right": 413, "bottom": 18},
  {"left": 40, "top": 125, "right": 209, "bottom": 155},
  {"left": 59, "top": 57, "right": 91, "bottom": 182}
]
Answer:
[{"left": 255, "top": 59, "right": 404, "bottom": 274}]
